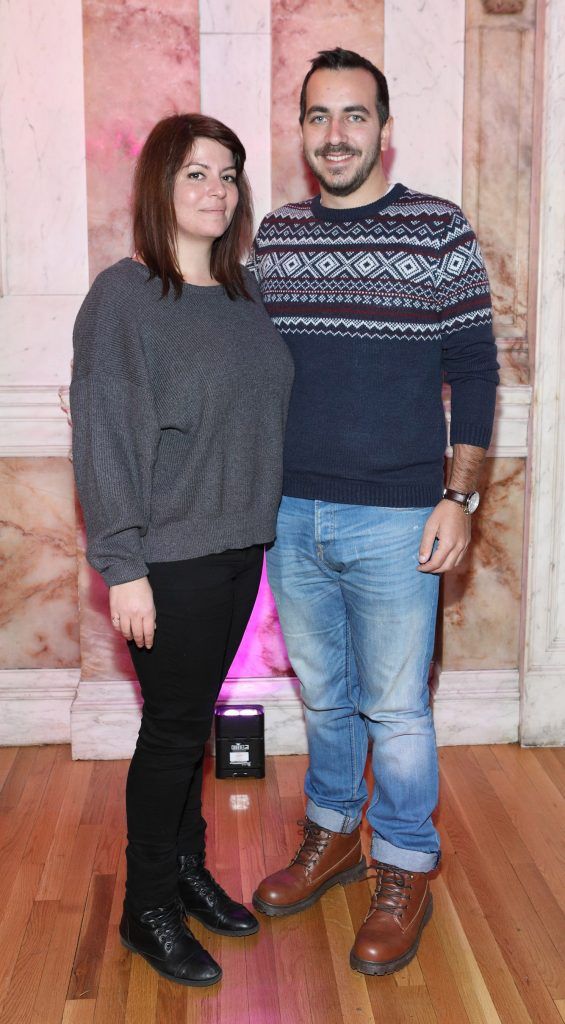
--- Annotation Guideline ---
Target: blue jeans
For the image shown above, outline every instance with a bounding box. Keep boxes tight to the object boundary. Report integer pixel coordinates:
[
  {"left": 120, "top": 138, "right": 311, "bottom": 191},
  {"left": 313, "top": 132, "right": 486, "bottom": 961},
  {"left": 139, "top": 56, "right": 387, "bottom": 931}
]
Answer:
[{"left": 266, "top": 497, "right": 440, "bottom": 872}]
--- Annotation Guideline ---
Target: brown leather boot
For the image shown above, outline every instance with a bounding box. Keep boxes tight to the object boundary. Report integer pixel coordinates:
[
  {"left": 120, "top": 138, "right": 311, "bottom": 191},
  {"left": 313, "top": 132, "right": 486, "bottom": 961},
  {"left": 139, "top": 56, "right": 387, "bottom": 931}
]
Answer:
[
  {"left": 253, "top": 818, "right": 366, "bottom": 917},
  {"left": 350, "top": 862, "right": 433, "bottom": 975}
]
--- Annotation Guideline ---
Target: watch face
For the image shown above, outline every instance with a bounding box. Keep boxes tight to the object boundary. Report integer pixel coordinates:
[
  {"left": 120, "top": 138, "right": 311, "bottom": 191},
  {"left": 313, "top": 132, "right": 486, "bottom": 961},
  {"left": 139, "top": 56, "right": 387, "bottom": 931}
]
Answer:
[{"left": 466, "top": 491, "right": 480, "bottom": 514}]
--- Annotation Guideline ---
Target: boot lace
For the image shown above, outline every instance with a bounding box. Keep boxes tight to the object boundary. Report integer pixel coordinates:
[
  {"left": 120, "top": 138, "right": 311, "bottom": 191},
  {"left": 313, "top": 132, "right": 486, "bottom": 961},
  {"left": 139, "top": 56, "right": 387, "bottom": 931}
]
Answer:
[
  {"left": 179, "top": 857, "right": 231, "bottom": 906},
  {"left": 290, "top": 819, "right": 332, "bottom": 869},
  {"left": 365, "top": 862, "right": 414, "bottom": 919},
  {"left": 187, "top": 867, "right": 230, "bottom": 906},
  {"left": 140, "top": 900, "right": 186, "bottom": 952}
]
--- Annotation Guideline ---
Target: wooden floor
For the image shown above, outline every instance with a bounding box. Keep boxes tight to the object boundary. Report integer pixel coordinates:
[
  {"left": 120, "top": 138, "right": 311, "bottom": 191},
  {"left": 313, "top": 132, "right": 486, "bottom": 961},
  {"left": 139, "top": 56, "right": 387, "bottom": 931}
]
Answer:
[{"left": 0, "top": 745, "right": 565, "bottom": 1024}]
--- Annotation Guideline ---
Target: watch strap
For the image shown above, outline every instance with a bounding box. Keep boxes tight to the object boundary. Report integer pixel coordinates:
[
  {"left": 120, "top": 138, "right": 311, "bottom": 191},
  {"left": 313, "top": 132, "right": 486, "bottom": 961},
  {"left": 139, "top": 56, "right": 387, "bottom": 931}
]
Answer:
[{"left": 443, "top": 488, "right": 469, "bottom": 505}]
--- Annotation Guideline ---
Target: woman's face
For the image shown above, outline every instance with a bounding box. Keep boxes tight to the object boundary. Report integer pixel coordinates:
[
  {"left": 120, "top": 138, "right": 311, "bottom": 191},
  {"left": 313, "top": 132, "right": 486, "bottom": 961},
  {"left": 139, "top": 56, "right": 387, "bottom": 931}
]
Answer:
[{"left": 173, "top": 137, "right": 239, "bottom": 244}]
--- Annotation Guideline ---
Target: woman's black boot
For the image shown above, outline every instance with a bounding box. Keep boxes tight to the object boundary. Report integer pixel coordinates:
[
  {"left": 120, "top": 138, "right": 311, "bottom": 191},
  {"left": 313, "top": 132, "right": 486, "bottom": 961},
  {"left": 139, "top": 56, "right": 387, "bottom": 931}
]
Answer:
[
  {"left": 119, "top": 897, "right": 222, "bottom": 986},
  {"left": 178, "top": 852, "right": 259, "bottom": 936}
]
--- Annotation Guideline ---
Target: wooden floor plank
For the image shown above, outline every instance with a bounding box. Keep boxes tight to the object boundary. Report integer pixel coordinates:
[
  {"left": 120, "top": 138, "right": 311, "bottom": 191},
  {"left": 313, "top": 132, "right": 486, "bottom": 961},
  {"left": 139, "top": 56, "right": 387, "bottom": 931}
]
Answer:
[
  {"left": 67, "top": 873, "right": 116, "bottom": 1001},
  {"left": 36, "top": 761, "right": 93, "bottom": 901},
  {"left": 432, "top": 874, "right": 503, "bottom": 1024},
  {"left": 0, "top": 746, "right": 57, "bottom": 907},
  {"left": 61, "top": 1001, "right": 96, "bottom": 1024},
  {"left": 320, "top": 884, "right": 376, "bottom": 1024},
  {"left": 92, "top": 840, "right": 130, "bottom": 1024},
  {"left": 531, "top": 748, "right": 565, "bottom": 800},
  {"left": 30, "top": 824, "right": 101, "bottom": 1024},
  {"left": 0, "top": 747, "right": 18, "bottom": 793},
  {"left": 0, "top": 897, "right": 58, "bottom": 1024},
  {"left": 440, "top": 757, "right": 563, "bottom": 1024}
]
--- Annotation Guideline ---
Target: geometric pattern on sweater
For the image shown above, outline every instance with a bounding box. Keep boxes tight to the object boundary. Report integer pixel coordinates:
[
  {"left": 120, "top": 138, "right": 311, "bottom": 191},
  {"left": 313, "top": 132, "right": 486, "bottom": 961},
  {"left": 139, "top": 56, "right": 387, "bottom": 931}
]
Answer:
[{"left": 248, "top": 186, "right": 493, "bottom": 343}]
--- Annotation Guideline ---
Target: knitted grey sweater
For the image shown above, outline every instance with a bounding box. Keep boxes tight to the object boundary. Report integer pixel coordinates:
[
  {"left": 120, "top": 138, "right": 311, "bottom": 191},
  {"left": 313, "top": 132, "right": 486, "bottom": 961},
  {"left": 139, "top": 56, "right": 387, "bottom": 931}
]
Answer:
[{"left": 70, "top": 258, "right": 294, "bottom": 586}]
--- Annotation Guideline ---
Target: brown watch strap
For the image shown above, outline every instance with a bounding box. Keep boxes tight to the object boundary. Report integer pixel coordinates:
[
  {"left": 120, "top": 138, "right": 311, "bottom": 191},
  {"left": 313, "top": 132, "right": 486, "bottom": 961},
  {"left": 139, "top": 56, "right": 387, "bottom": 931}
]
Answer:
[{"left": 443, "top": 488, "right": 469, "bottom": 505}]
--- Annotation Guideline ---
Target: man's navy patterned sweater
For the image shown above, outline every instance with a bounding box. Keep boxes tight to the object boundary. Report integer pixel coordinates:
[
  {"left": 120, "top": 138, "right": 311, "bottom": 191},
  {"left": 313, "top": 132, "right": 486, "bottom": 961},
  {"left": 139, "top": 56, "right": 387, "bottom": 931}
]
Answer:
[{"left": 248, "top": 183, "right": 499, "bottom": 508}]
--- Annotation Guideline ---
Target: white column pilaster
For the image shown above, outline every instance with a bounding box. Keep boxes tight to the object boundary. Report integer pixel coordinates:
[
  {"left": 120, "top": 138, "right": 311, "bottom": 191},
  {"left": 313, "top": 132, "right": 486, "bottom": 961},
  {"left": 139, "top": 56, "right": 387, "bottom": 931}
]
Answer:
[{"left": 521, "top": 1, "right": 565, "bottom": 746}]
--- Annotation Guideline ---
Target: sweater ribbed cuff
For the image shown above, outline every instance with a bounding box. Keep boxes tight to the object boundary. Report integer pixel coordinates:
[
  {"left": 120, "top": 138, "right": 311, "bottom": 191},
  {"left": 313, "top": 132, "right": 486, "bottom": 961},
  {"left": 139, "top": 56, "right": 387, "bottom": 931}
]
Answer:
[
  {"left": 449, "top": 421, "right": 493, "bottom": 450},
  {"left": 97, "top": 561, "right": 149, "bottom": 588}
]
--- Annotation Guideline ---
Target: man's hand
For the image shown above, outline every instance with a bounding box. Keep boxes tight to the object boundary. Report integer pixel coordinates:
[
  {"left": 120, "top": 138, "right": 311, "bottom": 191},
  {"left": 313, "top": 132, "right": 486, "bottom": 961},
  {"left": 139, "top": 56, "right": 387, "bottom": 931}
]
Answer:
[
  {"left": 417, "top": 499, "right": 471, "bottom": 574},
  {"left": 109, "top": 577, "right": 156, "bottom": 649}
]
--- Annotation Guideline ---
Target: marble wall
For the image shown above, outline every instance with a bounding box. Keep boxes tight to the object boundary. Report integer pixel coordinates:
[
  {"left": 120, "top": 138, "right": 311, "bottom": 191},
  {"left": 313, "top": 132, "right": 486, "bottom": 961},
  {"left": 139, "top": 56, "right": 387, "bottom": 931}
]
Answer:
[
  {"left": 84, "top": 0, "right": 201, "bottom": 281},
  {"left": 1, "top": 0, "right": 559, "bottom": 751},
  {"left": 0, "top": 460, "right": 80, "bottom": 670}
]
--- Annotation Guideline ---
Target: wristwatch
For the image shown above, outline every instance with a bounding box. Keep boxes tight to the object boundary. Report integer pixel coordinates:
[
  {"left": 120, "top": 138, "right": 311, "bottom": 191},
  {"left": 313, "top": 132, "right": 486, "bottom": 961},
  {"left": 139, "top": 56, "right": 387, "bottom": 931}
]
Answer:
[{"left": 442, "top": 488, "right": 480, "bottom": 515}]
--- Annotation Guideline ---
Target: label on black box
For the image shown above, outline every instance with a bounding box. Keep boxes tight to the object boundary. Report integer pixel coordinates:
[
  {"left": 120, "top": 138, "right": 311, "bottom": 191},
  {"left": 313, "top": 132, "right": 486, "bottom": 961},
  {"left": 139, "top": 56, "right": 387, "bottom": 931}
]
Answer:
[{"left": 230, "top": 742, "right": 250, "bottom": 764}]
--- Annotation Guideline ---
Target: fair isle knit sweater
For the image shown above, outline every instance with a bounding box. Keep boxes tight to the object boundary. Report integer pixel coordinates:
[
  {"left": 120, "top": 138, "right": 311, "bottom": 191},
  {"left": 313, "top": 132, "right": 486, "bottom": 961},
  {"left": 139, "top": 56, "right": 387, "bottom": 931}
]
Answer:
[{"left": 248, "top": 183, "right": 499, "bottom": 508}]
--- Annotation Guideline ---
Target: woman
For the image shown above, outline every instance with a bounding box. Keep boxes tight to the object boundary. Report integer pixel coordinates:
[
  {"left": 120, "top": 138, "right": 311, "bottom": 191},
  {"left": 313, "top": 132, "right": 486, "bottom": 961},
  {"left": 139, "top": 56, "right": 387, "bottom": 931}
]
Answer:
[{"left": 70, "top": 114, "right": 294, "bottom": 987}]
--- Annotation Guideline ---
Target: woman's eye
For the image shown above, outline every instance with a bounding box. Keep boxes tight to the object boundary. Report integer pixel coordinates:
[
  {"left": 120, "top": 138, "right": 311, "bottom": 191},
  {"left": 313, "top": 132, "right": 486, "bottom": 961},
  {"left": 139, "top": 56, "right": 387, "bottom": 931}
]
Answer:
[
  {"left": 188, "top": 171, "right": 204, "bottom": 180},
  {"left": 222, "top": 174, "right": 236, "bottom": 183}
]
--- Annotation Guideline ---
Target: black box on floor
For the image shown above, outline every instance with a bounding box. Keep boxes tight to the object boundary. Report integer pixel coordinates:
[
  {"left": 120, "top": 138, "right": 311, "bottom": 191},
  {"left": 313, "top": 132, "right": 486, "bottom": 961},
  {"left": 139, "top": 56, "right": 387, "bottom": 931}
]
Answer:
[{"left": 214, "top": 704, "right": 265, "bottom": 779}]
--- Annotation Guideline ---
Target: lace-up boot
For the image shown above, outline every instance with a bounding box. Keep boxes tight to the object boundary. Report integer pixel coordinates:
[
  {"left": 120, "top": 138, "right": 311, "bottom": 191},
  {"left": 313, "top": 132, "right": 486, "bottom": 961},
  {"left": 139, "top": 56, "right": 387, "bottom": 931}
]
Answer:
[
  {"left": 178, "top": 852, "right": 259, "bottom": 936},
  {"left": 350, "top": 861, "right": 433, "bottom": 975},
  {"left": 253, "top": 818, "right": 366, "bottom": 917},
  {"left": 119, "top": 898, "right": 222, "bottom": 986}
]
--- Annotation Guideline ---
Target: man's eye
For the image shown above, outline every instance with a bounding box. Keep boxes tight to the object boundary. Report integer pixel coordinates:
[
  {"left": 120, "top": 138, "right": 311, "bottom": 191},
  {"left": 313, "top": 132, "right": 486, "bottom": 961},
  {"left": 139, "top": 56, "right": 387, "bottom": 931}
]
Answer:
[
  {"left": 311, "top": 115, "right": 326, "bottom": 124},
  {"left": 349, "top": 115, "right": 364, "bottom": 123}
]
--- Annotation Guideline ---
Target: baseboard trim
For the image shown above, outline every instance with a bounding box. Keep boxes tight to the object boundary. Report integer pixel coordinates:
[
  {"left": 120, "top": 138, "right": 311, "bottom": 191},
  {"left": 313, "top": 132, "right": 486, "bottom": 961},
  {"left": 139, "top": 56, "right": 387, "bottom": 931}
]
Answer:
[
  {"left": 0, "top": 668, "right": 520, "bottom": 756},
  {"left": 0, "top": 669, "right": 80, "bottom": 745}
]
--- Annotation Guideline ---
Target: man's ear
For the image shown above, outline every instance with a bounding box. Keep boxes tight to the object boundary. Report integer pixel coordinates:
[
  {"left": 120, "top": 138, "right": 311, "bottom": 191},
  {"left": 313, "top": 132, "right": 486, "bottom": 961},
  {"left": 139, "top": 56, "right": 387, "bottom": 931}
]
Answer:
[{"left": 380, "top": 117, "right": 394, "bottom": 153}]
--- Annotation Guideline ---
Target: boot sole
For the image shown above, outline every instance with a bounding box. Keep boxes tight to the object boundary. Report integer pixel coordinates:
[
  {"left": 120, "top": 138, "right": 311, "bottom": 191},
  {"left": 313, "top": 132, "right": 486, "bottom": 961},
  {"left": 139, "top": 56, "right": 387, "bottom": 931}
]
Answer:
[
  {"left": 252, "top": 856, "right": 367, "bottom": 918},
  {"left": 120, "top": 936, "right": 222, "bottom": 987},
  {"left": 349, "top": 894, "right": 433, "bottom": 976},
  {"left": 180, "top": 903, "right": 260, "bottom": 937}
]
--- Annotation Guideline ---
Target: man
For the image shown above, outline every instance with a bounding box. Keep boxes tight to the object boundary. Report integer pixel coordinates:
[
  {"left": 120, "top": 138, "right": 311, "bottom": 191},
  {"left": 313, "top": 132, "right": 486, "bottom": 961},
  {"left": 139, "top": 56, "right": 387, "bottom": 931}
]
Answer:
[{"left": 248, "top": 47, "right": 498, "bottom": 976}]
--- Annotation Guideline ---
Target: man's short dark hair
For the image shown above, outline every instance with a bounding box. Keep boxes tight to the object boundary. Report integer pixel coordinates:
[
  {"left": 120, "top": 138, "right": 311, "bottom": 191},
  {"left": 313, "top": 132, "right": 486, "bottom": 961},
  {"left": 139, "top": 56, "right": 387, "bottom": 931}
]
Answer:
[{"left": 299, "top": 47, "right": 390, "bottom": 128}]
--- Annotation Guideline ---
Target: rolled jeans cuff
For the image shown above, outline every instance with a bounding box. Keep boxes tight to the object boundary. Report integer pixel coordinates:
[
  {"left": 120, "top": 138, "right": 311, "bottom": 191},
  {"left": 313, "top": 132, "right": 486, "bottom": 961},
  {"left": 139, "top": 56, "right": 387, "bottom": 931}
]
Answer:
[
  {"left": 306, "top": 799, "right": 362, "bottom": 835},
  {"left": 371, "top": 837, "right": 439, "bottom": 873}
]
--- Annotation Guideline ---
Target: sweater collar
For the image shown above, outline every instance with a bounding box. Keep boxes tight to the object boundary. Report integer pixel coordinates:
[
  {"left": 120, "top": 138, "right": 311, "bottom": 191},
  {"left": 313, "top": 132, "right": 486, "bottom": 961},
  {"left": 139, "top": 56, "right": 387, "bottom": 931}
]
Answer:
[{"left": 310, "top": 183, "right": 407, "bottom": 222}]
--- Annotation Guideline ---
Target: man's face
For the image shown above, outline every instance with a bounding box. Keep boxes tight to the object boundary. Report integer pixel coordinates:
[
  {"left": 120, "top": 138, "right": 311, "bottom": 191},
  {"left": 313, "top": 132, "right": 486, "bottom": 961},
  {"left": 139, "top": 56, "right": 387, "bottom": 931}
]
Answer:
[{"left": 301, "top": 68, "right": 389, "bottom": 197}]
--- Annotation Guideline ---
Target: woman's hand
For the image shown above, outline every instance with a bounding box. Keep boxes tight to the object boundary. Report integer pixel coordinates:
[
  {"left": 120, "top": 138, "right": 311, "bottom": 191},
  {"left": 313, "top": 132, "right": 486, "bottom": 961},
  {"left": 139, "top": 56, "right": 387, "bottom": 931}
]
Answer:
[{"left": 109, "top": 577, "right": 156, "bottom": 649}]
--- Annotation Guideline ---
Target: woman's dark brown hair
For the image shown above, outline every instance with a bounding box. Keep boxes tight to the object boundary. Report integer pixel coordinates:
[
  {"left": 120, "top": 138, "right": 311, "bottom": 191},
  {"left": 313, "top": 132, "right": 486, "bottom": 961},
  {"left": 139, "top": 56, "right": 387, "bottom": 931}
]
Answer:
[{"left": 133, "top": 113, "right": 253, "bottom": 300}]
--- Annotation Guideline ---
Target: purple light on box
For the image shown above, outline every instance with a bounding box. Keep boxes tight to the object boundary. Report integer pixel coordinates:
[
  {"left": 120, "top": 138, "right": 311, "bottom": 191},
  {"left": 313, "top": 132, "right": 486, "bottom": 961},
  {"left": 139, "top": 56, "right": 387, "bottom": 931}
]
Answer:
[{"left": 219, "top": 707, "right": 260, "bottom": 717}]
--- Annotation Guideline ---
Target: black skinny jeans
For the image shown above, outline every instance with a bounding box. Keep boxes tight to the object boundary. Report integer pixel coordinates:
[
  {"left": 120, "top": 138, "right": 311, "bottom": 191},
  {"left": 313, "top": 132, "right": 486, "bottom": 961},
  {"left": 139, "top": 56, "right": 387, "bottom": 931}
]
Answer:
[{"left": 125, "top": 545, "right": 263, "bottom": 912}]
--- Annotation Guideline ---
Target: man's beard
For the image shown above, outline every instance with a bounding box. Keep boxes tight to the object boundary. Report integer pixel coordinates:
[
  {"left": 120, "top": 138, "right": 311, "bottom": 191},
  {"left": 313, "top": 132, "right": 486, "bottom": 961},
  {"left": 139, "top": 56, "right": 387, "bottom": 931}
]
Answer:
[{"left": 304, "top": 138, "right": 381, "bottom": 197}]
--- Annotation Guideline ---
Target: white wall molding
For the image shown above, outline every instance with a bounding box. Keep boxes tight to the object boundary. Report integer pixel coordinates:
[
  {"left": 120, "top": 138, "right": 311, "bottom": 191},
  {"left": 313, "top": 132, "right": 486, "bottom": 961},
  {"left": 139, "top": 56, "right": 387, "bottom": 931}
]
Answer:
[
  {"left": 0, "top": 667, "right": 519, "bottom": 755},
  {"left": 0, "top": 669, "right": 79, "bottom": 746},
  {"left": 433, "top": 667, "right": 519, "bottom": 745},
  {"left": 70, "top": 675, "right": 306, "bottom": 760},
  {"left": 0, "top": 383, "right": 530, "bottom": 460},
  {"left": 445, "top": 384, "right": 532, "bottom": 458},
  {"left": 0, "top": 385, "right": 72, "bottom": 457},
  {"left": 66, "top": 669, "right": 519, "bottom": 760}
]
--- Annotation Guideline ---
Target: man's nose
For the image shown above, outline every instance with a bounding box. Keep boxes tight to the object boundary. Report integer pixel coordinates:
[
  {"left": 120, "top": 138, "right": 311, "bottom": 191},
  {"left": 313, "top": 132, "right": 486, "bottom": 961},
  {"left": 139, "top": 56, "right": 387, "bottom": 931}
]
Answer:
[{"left": 326, "top": 117, "right": 347, "bottom": 146}]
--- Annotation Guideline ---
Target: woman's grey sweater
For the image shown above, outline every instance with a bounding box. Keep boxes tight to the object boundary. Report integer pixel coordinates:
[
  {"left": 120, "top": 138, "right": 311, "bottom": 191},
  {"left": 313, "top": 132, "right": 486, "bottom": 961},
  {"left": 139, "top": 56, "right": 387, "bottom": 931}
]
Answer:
[{"left": 70, "top": 258, "right": 294, "bottom": 586}]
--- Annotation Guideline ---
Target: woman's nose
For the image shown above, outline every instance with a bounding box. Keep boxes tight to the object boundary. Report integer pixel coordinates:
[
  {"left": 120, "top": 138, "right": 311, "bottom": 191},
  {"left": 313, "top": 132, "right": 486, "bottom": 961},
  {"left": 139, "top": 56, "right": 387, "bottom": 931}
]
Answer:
[{"left": 209, "top": 178, "right": 227, "bottom": 197}]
